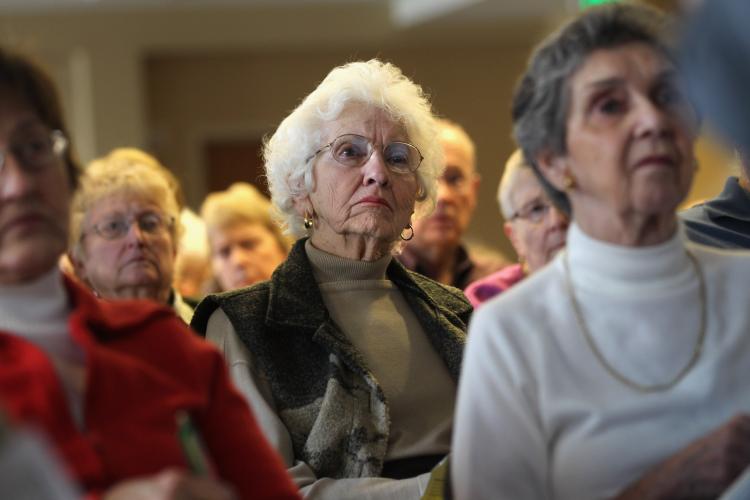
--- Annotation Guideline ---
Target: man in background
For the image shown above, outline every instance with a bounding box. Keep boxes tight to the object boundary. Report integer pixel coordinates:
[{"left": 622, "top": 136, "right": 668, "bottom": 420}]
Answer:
[{"left": 399, "top": 119, "right": 505, "bottom": 289}]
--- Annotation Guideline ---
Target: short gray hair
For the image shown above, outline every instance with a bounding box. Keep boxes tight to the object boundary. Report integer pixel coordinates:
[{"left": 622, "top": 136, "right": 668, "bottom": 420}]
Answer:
[
  {"left": 497, "top": 149, "right": 530, "bottom": 220},
  {"left": 263, "top": 59, "right": 442, "bottom": 238},
  {"left": 512, "top": 2, "right": 674, "bottom": 214},
  {"left": 438, "top": 118, "right": 476, "bottom": 170}
]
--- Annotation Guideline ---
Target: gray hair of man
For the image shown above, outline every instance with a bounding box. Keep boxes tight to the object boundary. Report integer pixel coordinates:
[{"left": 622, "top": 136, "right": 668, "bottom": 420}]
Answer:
[
  {"left": 263, "top": 59, "right": 443, "bottom": 238},
  {"left": 497, "top": 149, "right": 531, "bottom": 221},
  {"left": 438, "top": 118, "right": 477, "bottom": 167},
  {"left": 512, "top": 2, "right": 675, "bottom": 215}
]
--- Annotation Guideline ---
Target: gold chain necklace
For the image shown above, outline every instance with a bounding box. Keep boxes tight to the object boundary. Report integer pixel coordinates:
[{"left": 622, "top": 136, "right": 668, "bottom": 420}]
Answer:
[{"left": 562, "top": 250, "right": 706, "bottom": 393}]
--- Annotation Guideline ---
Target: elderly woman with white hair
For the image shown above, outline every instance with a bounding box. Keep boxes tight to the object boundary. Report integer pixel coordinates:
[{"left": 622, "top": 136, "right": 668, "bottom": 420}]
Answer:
[
  {"left": 192, "top": 59, "right": 469, "bottom": 499},
  {"left": 464, "top": 150, "right": 568, "bottom": 306},
  {"left": 70, "top": 148, "right": 194, "bottom": 322}
]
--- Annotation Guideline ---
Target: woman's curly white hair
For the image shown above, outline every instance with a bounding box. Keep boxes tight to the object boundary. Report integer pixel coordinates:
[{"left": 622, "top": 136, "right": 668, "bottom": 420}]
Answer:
[{"left": 263, "top": 59, "right": 442, "bottom": 238}]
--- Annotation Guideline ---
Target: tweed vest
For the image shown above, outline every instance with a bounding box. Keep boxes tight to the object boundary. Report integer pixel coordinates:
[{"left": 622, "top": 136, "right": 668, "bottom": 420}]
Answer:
[{"left": 192, "top": 238, "right": 471, "bottom": 480}]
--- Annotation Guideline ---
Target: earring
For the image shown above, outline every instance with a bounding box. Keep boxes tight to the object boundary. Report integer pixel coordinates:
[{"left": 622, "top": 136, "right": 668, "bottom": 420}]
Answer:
[
  {"left": 303, "top": 210, "right": 314, "bottom": 230},
  {"left": 400, "top": 223, "right": 414, "bottom": 241},
  {"left": 562, "top": 174, "right": 576, "bottom": 191}
]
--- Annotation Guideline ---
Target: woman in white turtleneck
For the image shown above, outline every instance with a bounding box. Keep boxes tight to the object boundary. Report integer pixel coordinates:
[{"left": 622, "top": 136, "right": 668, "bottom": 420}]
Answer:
[{"left": 452, "top": 4, "right": 750, "bottom": 500}]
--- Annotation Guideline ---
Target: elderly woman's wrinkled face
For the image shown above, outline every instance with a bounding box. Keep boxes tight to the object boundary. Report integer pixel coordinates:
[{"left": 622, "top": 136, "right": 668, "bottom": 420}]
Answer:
[
  {"left": 558, "top": 43, "right": 697, "bottom": 218},
  {"left": 0, "top": 93, "right": 71, "bottom": 285},
  {"left": 304, "top": 104, "right": 419, "bottom": 250},
  {"left": 209, "top": 221, "right": 286, "bottom": 291},
  {"left": 76, "top": 191, "right": 177, "bottom": 302},
  {"left": 505, "top": 168, "right": 568, "bottom": 274}
]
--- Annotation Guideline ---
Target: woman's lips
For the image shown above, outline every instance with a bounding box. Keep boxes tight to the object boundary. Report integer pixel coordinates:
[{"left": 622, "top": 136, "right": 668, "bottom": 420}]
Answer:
[
  {"left": 1, "top": 213, "right": 46, "bottom": 233},
  {"left": 633, "top": 154, "right": 676, "bottom": 169},
  {"left": 357, "top": 196, "right": 392, "bottom": 209},
  {"left": 122, "top": 255, "right": 156, "bottom": 269}
]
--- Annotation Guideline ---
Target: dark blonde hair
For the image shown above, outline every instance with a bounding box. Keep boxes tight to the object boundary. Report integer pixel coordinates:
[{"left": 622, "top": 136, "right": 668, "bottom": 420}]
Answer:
[
  {"left": 70, "top": 148, "right": 184, "bottom": 258},
  {"left": 201, "top": 182, "right": 291, "bottom": 253}
]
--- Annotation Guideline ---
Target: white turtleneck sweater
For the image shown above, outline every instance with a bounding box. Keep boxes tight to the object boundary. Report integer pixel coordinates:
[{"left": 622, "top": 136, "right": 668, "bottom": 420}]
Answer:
[
  {"left": 0, "top": 268, "right": 84, "bottom": 425},
  {"left": 452, "top": 223, "right": 750, "bottom": 500}
]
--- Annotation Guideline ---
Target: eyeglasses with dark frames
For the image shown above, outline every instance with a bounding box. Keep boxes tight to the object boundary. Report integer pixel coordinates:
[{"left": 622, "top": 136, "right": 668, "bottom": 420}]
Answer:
[
  {"left": 306, "top": 133, "right": 423, "bottom": 173},
  {"left": 0, "top": 129, "right": 68, "bottom": 177}
]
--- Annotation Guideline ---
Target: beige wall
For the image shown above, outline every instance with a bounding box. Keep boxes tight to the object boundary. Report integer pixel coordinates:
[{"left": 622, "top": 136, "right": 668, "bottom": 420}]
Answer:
[
  {"left": 147, "top": 43, "right": 535, "bottom": 258},
  {"left": 146, "top": 43, "right": 733, "bottom": 259},
  {"left": 1, "top": 5, "right": 735, "bottom": 261}
]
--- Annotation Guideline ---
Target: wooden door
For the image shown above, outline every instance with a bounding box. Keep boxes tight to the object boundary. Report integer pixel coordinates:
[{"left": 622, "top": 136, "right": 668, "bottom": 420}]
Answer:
[{"left": 203, "top": 138, "right": 270, "bottom": 197}]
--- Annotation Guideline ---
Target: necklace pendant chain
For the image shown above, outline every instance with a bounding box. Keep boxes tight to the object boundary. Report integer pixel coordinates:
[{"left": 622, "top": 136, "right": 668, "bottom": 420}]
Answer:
[{"left": 562, "top": 249, "right": 706, "bottom": 393}]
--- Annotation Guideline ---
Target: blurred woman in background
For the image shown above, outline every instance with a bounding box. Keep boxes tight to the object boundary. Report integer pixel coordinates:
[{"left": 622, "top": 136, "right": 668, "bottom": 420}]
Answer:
[
  {"left": 0, "top": 47, "right": 299, "bottom": 500},
  {"left": 69, "top": 148, "right": 194, "bottom": 322},
  {"left": 201, "top": 182, "right": 289, "bottom": 292},
  {"left": 464, "top": 149, "right": 568, "bottom": 306},
  {"left": 173, "top": 207, "right": 212, "bottom": 302}
]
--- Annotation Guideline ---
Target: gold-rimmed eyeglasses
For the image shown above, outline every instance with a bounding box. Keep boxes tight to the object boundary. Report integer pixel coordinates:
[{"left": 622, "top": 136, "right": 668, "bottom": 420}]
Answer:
[
  {"left": 306, "top": 133, "right": 423, "bottom": 173},
  {"left": 511, "top": 199, "right": 554, "bottom": 224},
  {"left": 87, "top": 212, "right": 175, "bottom": 241}
]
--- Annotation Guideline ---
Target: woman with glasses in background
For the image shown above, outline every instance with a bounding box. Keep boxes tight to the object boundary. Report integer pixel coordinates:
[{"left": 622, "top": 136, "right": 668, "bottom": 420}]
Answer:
[
  {"left": 0, "top": 47, "right": 300, "bottom": 499},
  {"left": 465, "top": 149, "right": 568, "bottom": 307},
  {"left": 192, "top": 59, "right": 470, "bottom": 499},
  {"left": 201, "top": 182, "right": 290, "bottom": 293},
  {"left": 70, "top": 148, "right": 194, "bottom": 323}
]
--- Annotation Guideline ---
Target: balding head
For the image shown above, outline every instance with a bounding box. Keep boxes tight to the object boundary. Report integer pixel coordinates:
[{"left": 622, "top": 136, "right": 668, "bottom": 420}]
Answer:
[{"left": 411, "top": 119, "right": 480, "bottom": 252}]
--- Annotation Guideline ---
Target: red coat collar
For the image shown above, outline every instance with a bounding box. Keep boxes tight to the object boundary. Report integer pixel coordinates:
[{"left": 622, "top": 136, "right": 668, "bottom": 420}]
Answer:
[{"left": 62, "top": 274, "right": 177, "bottom": 345}]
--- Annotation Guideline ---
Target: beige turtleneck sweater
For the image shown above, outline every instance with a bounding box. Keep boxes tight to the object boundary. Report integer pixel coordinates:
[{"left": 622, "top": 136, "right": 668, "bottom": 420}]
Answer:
[{"left": 305, "top": 240, "right": 455, "bottom": 461}]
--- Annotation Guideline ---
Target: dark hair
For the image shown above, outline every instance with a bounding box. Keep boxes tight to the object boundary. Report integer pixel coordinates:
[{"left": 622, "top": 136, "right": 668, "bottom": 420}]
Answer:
[
  {"left": 512, "top": 2, "right": 674, "bottom": 214},
  {"left": 0, "top": 48, "right": 80, "bottom": 187}
]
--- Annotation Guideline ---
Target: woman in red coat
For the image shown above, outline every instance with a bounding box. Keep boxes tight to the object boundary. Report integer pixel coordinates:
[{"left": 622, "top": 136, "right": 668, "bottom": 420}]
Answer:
[{"left": 0, "top": 47, "right": 300, "bottom": 500}]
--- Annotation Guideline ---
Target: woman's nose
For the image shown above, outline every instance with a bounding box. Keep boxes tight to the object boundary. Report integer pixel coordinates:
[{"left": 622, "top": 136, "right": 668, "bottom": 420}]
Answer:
[
  {"left": 0, "top": 153, "right": 37, "bottom": 200},
  {"left": 634, "top": 97, "right": 674, "bottom": 139},
  {"left": 362, "top": 151, "right": 390, "bottom": 187},
  {"left": 229, "top": 247, "right": 251, "bottom": 267},
  {"left": 124, "top": 221, "right": 147, "bottom": 244}
]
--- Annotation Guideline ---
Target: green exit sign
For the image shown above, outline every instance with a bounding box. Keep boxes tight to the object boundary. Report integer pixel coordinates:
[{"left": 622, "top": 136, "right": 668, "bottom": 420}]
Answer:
[{"left": 579, "top": 0, "right": 621, "bottom": 8}]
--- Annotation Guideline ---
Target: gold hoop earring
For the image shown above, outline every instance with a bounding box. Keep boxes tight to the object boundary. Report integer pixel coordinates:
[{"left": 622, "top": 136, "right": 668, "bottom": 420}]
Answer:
[
  {"left": 400, "top": 224, "right": 414, "bottom": 241},
  {"left": 563, "top": 174, "right": 576, "bottom": 191},
  {"left": 303, "top": 210, "right": 314, "bottom": 230}
]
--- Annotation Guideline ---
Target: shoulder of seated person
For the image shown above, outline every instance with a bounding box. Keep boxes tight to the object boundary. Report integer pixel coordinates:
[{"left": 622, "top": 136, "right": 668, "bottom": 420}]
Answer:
[
  {"left": 87, "top": 297, "right": 179, "bottom": 333},
  {"left": 403, "top": 269, "right": 472, "bottom": 311},
  {"left": 203, "top": 281, "right": 273, "bottom": 310},
  {"left": 687, "top": 240, "right": 750, "bottom": 268},
  {"left": 191, "top": 282, "right": 273, "bottom": 331}
]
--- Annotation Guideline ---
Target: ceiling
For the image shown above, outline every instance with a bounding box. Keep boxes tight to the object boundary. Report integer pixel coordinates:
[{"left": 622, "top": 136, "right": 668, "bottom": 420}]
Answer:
[{"left": 0, "top": 0, "right": 572, "bottom": 25}]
